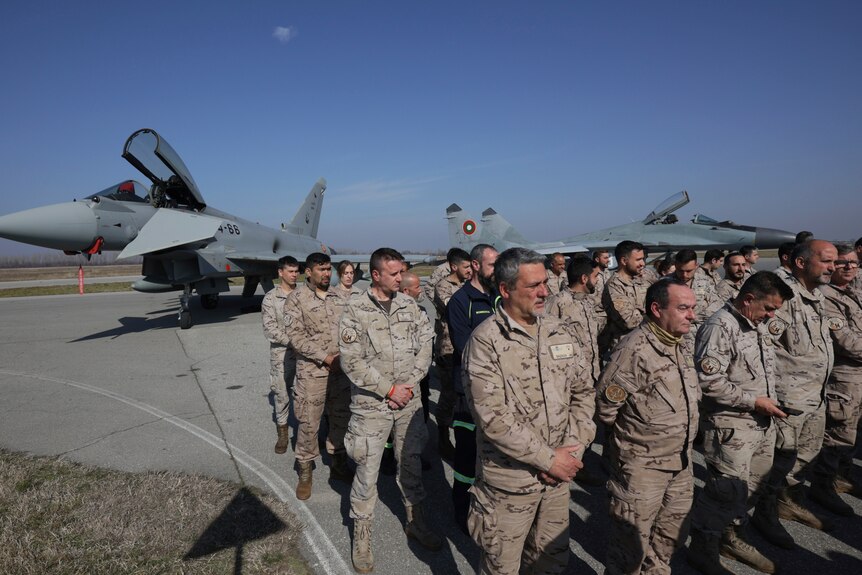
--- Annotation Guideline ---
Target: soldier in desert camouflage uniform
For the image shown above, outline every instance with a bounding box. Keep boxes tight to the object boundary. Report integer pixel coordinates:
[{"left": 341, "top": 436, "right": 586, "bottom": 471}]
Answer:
[
  {"left": 687, "top": 272, "right": 793, "bottom": 575},
  {"left": 773, "top": 242, "right": 795, "bottom": 284},
  {"left": 850, "top": 237, "right": 862, "bottom": 298},
  {"left": 545, "top": 257, "right": 603, "bottom": 385},
  {"left": 339, "top": 247, "right": 440, "bottom": 573},
  {"left": 602, "top": 241, "right": 651, "bottom": 354},
  {"left": 667, "top": 249, "right": 720, "bottom": 346},
  {"left": 715, "top": 252, "right": 747, "bottom": 303},
  {"left": 423, "top": 248, "right": 460, "bottom": 302},
  {"left": 285, "top": 252, "right": 353, "bottom": 500},
  {"left": 697, "top": 249, "right": 724, "bottom": 289},
  {"left": 545, "top": 252, "right": 566, "bottom": 296},
  {"left": 261, "top": 256, "right": 299, "bottom": 454},
  {"left": 596, "top": 278, "right": 700, "bottom": 575},
  {"left": 333, "top": 259, "right": 362, "bottom": 299},
  {"left": 463, "top": 247, "right": 596, "bottom": 575},
  {"left": 752, "top": 239, "right": 837, "bottom": 548},
  {"left": 810, "top": 244, "right": 862, "bottom": 516},
  {"left": 432, "top": 248, "right": 472, "bottom": 459}
]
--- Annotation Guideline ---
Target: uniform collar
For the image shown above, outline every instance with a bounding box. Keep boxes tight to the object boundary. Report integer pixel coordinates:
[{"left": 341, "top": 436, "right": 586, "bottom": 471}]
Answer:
[{"left": 725, "top": 301, "right": 758, "bottom": 331}]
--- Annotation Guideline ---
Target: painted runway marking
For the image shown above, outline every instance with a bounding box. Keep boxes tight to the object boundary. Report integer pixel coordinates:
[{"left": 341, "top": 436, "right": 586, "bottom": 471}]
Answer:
[{"left": 0, "top": 369, "right": 349, "bottom": 575}]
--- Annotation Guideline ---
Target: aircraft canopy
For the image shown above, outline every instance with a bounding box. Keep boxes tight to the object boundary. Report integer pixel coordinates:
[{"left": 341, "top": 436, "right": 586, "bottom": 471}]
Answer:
[
  {"left": 122, "top": 129, "right": 206, "bottom": 210},
  {"left": 643, "top": 191, "right": 690, "bottom": 224}
]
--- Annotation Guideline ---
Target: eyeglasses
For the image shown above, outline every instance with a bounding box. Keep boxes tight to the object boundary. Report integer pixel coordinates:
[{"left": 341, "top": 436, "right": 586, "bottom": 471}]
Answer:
[{"left": 835, "top": 260, "right": 860, "bottom": 268}]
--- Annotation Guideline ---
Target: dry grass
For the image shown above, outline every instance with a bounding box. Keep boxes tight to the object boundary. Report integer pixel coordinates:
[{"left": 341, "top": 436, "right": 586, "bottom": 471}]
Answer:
[
  {"left": 0, "top": 450, "right": 310, "bottom": 575},
  {"left": 0, "top": 282, "right": 136, "bottom": 298},
  {"left": 0, "top": 265, "right": 142, "bottom": 282}
]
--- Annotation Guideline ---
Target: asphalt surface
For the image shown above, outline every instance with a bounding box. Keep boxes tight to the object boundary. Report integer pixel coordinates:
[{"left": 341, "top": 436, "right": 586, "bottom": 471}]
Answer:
[
  {"left": 0, "top": 281, "right": 860, "bottom": 575},
  {"left": 0, "top": 274, "right": 143, "bottom": 289}
]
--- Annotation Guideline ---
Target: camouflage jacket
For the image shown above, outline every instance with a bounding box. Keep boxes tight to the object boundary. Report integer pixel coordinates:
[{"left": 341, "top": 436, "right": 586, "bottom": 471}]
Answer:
[
  {"left": 261, "top": 286, "right": 294, "bottom": 361},
  {"left": 545, "top": 268, "right": 565, "bottom": 297},
  {"left": 463, "top": 309, "right": 596, "bottom": 493},
  {"left": 332, "top": 284, "right": 362, "bottom": 300},
  {"left": 545, "top": 289, "right": 602, "bottom": 383},
  {"left": 772, "top": 275, "right": 834, "bottom": 410},
  {"left": 688, "top": 271, "right": 720, "bottom": 325},
  {"left": 433, "top": 275, "right": 462, "bottom": 357},
  {"left": 423, "top": 261, "right": 451, "bottom": 302},
  {"left": 715, "top": 278, "right": 742, "bottom": 304},
  {"left": 285, "top": 282, "right": 349, "bottom": 379},
  {"left": 602, "top": 272, "right": 649, "bottom": 342},
  {"left": 596, "top": 322, "right": 700, "bottom": 471},
  {"left": 821, "top": 283, "right": 862, "bottom": 375},
  {"left": 695, "top": 303, "right": 778, "bottom": 428},
  {"left": 697, "top": 265, "right": 722, "bottom": 289},
  {"left": 339, "top": 290, "right": 433, "bottom": 410},
  {"left": 773, "top": 266, "right": 793, "bottom": 284}
]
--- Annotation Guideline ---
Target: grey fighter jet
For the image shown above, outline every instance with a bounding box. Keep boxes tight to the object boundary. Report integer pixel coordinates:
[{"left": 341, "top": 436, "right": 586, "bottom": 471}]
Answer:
[
  {"left": 446, "top": 191, "right": 795, "bottom": 258},
  {"left": 0, "top": 129, "right": 337, "bottom": 328}
]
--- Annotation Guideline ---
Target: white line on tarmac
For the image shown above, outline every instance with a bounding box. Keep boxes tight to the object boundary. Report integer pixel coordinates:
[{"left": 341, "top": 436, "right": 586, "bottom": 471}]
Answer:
[{"left": 0, "top": 369, "right": 349, "bottom": 575}]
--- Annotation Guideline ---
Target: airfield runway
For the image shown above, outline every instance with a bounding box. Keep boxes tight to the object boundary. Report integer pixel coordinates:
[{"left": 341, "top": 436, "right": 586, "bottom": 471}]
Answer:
[{"left": 1, "top": 286, "right": 860, "bottom": 574}]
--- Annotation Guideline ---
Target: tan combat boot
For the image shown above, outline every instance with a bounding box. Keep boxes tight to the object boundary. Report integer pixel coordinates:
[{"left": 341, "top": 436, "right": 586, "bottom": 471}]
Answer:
[
  {"left": 720, "top": 525, "right": 777, "bottom": 574},
  {"left": 274, "top": 424, "right": 290, "bottom": 454},
  {"left": 809, "top": 481, "right": 854, "bottom": 517},
  {"left": 777, "top": 486, "right": 832, "bottom": 531},
  {"left": 296, "top": 461, "right": 313, "bottom": 501},
  {"left": 405, "top": 504, "right": 443, "bottom": 551},
  {"left": 686, "top": 529, "right": 733, "bottom": 575},
  {"left": 352, "top": 519, "right": 373, "bottom": 573},
  {"left": 330, "top": 452, "right": 355, "bottom": 483},
  {"left": 751, "top": 493, "right": 795, "bottom": 549}
]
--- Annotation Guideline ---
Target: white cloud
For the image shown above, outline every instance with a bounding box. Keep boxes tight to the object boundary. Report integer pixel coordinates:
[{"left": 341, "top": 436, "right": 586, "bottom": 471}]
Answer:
[
  {"left": 333, "top": 176, "right": 448, "bottom": 203},
  {"left": 273, "top": 26, "right": 296, "bottom": 44}
]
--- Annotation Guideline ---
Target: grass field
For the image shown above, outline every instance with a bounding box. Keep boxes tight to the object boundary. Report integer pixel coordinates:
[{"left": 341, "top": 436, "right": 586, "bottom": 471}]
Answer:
[{"left": 0, "top": 450, "right": 310, "bottom": 575}]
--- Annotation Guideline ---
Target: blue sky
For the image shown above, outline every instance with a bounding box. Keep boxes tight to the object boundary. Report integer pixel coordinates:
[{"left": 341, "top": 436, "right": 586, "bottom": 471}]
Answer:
[{"left": 1, "top": 1, "right": 860, "bottom": 256}]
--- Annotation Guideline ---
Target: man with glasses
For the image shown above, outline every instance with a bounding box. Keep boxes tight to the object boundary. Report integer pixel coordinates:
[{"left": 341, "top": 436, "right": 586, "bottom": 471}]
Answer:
[{"left": 810, "top": 245, "right": 862, "bottom": 515}]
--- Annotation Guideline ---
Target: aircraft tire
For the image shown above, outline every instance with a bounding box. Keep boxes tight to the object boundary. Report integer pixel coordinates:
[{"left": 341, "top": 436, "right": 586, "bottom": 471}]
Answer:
[{"left": 179, "top": 311, "right": 193, "bottom": 330}]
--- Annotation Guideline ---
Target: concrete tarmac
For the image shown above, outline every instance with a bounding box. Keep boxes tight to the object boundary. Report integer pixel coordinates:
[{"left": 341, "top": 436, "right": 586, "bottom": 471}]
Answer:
[{"left": 0, "top": 284, "right": 860, "bottom": 575}]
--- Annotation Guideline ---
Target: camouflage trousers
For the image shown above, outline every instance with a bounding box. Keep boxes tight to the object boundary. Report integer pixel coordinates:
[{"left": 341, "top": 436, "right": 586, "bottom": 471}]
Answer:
[
  {"left": 468, "top": 480, "right": 570, "bottom": 575},
  {"left": 691, "top": 422, "right": 776, "bottom": 535},
  {"left": 344, "top": 399, "right": 427, "bottom": 521},
  {"left": 434, "top": 353, "right": 456, "bottom": 429},
  {"left": 814, "top": 370, "right": 862, "bottom": 482},
  {"left": 606, "top": 464, "right": 694, "bottom": 575},
  {"left": 294, "top": 371, "right": 350, "bottom": 462},
  {"left": 769, "top": 404, "right": 825, "bottom": 489},
  {"left": 269, "top": 347, "right": 296, "bottom": 426}
]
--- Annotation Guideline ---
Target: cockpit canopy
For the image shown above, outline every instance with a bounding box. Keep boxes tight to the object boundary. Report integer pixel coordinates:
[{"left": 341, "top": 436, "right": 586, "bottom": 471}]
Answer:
[
  {"left": 642, "top": 191, "right": 690, "bottom": 224},
  {"left": 122, "top": 128, "right": 205, "bottom": 211},
  {"left": 85, "top": 180, "right": 151, "bottom": 203}
]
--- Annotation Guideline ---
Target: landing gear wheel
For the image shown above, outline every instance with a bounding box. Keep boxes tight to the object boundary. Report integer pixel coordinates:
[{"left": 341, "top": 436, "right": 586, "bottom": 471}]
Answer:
[
  {"left": 201, "top": 294, "right": 219, "bottom": 310},
  {"left": 179, "top": 310, "right": 192, "bottom": 330}
]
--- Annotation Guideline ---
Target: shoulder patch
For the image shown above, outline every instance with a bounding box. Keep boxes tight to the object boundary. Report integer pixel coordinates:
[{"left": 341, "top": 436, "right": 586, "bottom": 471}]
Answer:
[
  {"left": 604, "top": 384, "right": 628, "bottom": 403},
  {"left": 341, "top": 327, "right": 358, "bottom": 344},
  {"left": 699, "top": 355, "right": 721, "bottom": 375},
  {"left": 828, "top": 316, "right": 845, "bottom": 331},
  {"left": 767, "top": 318, "right": 786, "bottom": 336}
]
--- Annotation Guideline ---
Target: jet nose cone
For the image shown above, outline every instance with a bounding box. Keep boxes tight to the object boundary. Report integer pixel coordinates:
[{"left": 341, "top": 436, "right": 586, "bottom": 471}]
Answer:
[
  {"left": 754, "top": 227, "right": 796, "bottom": 249},
  {"left": 0, "top": 202, "right": 98, "bottom": 251}
]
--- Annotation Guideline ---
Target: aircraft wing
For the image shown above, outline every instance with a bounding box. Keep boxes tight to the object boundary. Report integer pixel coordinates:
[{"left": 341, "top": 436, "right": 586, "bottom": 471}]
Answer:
[
  {"left": 117, "top": 209, "right": 223, "bottom": 259},
  {"left": 531, "top": 243, "right": 590, "bottom": 255}
]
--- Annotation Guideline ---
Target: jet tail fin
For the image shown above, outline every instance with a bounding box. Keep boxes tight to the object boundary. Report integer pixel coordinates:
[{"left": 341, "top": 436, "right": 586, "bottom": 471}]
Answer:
[
  {"left": 480, "top": 207, "right": 533, "bottom": 246},
  {"left": 285, "top": 178, "right": 326, "bottom": 238},
  {"left": 446, "top": 203, "right": 486, "bottom": 251}
]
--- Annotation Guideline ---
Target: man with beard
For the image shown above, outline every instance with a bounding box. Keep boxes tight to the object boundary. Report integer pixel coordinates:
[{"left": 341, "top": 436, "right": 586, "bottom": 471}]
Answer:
[
  {"left": 285, "top": 252, "right": 353, "bottom": 500},
  {"left": 810, "top": 244, "right": 862, "bottom": 515},
  {"left": 433, "top": 248, "right": 472, "bottom": 459},
  {"left": 463, "top": 247, "right": 595, "bottom": 574},
  {"left": 546, "top": 258, "right": 603, "bottom": 385},
  {"left": 447, "top": 243, "right": 500, "bottom": 533},
  {"left": 687, "top": 272, "right": 793, "bottom": 575},
  {"left": 716, "top": 252, "right": 747, "bottom": 303},
  {"left": 597, "top": 279, "right": 700, "bottom": 574},
  {"left": 261, "top": 255, "right": 300, "bottom": 454},
  {"left": 602, "top": 240, "right": 650, "bottom": 353},
  {"left": 752, "top": 239, "right": 837, "bottom": 548}
]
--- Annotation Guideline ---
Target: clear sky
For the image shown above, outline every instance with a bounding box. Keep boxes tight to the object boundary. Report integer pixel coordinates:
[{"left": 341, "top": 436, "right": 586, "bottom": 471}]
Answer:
[{"left": 1, "top": 1, "right": 860, "bottom": 257}]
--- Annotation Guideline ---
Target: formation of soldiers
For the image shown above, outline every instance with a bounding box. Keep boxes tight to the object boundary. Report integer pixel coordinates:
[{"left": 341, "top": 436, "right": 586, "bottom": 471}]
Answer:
[{"left": 260, "top": 234, "right": 862, "bottom": 575}]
